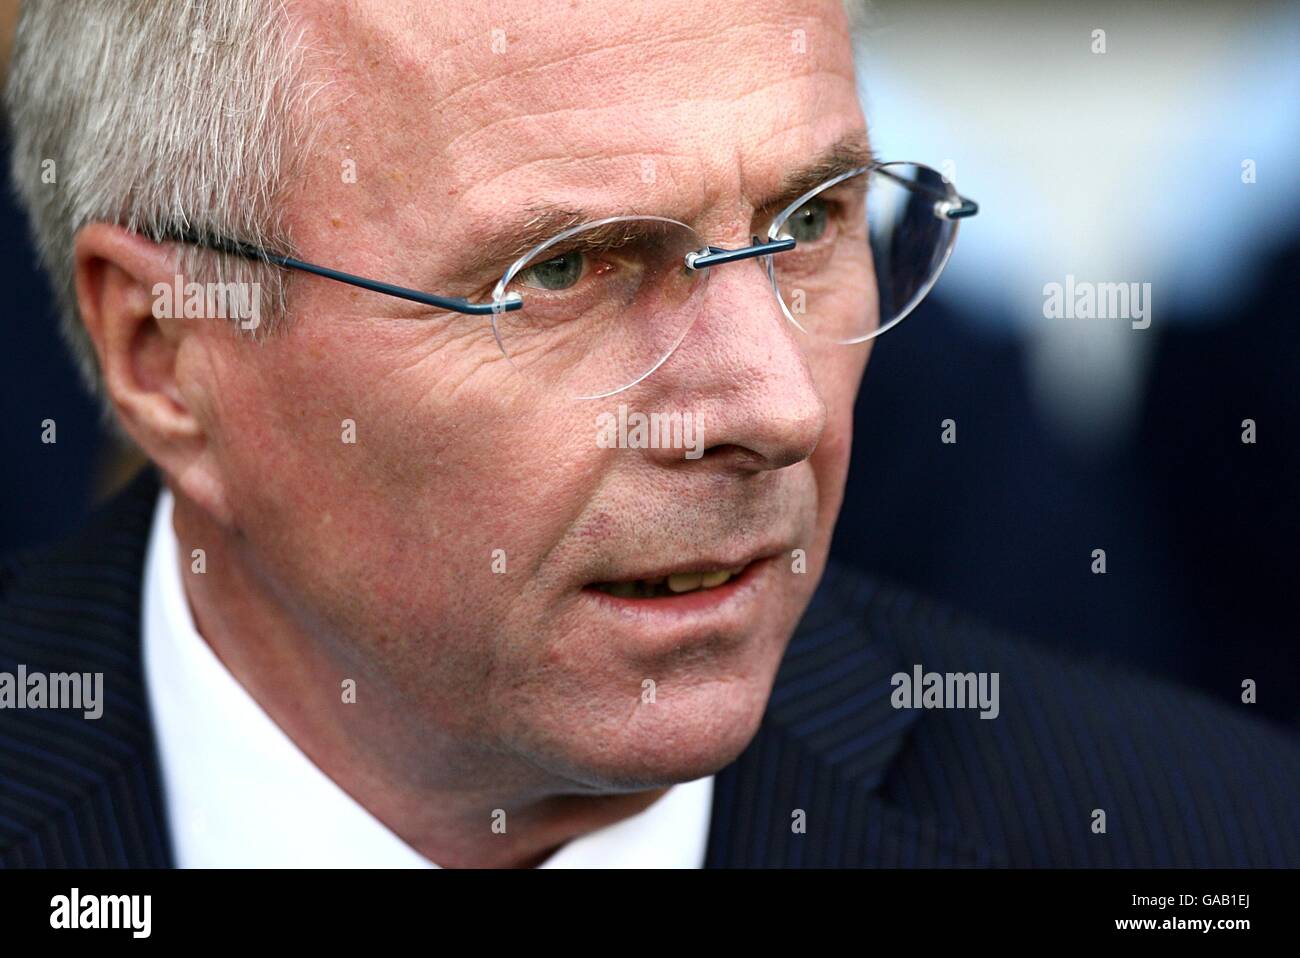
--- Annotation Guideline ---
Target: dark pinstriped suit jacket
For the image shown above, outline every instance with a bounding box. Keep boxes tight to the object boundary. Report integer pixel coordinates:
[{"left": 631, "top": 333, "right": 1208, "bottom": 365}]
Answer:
[{"left": 2, "top": 468, "right": 1298, "bottom": 868}]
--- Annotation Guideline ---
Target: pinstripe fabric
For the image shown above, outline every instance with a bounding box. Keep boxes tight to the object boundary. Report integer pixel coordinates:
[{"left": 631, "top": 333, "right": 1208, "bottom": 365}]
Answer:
[
  {"left": 2, "top": 469, "right": 1297, "bottom": 868},
  {"left": 705, "top": 563, "right": 1300, "bottom": 867},
  {"left": 0, "top": 468, "right": 170, "bottom": 867}
]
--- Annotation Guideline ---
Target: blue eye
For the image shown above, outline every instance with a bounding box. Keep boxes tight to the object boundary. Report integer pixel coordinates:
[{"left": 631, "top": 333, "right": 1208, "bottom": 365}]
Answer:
[
  {"left": 787, "top": 199, "right": 830, "bottom": 243},
  {"left": 518, "top": 250, "right": 584, "bottom": 291}
]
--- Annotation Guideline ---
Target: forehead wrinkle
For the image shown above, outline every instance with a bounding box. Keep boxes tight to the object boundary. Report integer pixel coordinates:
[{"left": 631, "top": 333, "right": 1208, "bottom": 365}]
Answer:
[
  {"left": 436, "top": 67, "right": 863, "bottom": 237},
  {"left": 438, "top": 61, "right": 855, "bottom": 187},
  {"left": 309, "top": 0, "right": 858, "bottom": 191},
  {"left": 454, "top": 137, "right": 713, "bottom": 225},
  {"left": 427, "top": 8, "right": 854, "bottom": 154},
  {"left": 306, "top": 0, "right": 857, "bottom": 159},
  {"left": 292, "top": 0, "right": 862, "bottom": 279},
  {"left": 427, "top": 2, "right": 847, "bottom": 117},
  {"left": 431, "top": 26, "right": 703, "bottom": 118},
  {"left": 467, "top": 147, "right": 692, "bottom": 206}
]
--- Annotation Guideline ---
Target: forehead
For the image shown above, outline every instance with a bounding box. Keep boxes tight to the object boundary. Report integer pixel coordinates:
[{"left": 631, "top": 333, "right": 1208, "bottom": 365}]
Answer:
[{"left": 294, "top": 0, "right": 863, "bottom": 238}]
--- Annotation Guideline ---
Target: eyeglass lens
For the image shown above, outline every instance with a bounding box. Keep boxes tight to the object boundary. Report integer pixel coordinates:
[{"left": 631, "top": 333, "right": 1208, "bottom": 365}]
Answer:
[{"left": 491, "top": 164, "right": 963, "bottom": 398}]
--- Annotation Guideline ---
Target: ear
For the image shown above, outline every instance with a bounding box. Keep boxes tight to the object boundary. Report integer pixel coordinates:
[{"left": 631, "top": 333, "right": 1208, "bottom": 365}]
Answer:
[{"left": 73, "top": 223, "right": 233, "bottom": 525}]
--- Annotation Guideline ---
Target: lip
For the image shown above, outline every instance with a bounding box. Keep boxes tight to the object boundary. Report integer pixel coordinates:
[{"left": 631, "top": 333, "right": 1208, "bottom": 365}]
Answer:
[
  {"left": 580, "top": 553, "right": 777, "bottom": 622},
  {"left": 587, "top": 548, "right": 781, "bottom": 588}
]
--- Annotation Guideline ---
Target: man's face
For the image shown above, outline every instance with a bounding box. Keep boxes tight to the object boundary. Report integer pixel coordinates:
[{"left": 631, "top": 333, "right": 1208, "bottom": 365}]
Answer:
[{"left": 181, "top": 0, "right": 872, "bottom": 790}]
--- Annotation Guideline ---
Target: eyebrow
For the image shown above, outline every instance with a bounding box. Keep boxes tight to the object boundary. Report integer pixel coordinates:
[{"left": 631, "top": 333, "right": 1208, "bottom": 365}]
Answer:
[
  {"left": 764, "top": 133, "right": 877, "bottom": 214},
  {"left": 454, "top": 132, "right": 877, "bottom": 282}
]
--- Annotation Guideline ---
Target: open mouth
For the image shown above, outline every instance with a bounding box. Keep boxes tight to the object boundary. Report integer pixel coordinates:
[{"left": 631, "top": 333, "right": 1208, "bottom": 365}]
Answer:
[{"left": 588, "top": 564, "right": 750, "bottom": 599}]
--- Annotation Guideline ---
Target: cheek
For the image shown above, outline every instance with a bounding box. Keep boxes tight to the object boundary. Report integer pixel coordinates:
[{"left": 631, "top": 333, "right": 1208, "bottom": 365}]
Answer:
[
  {"left": 807, "top": 331, "right": 871, "bottom": 428},
  {"left": 207, "top": 323, "right": 605, "bottom": 600},
  {"left": 810, "top": 338, "right": 871, "bottom": 512}
]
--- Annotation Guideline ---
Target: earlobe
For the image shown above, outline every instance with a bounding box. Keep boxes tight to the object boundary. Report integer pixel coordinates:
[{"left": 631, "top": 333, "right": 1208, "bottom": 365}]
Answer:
[{"left": 174, "top": 453, "right": 235, "bottom": 528}]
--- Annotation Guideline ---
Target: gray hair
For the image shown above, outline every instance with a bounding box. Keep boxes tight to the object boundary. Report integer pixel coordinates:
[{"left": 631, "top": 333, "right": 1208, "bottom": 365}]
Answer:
[{"left": 5, "top": 0, "right": 315, "bottom": 398}]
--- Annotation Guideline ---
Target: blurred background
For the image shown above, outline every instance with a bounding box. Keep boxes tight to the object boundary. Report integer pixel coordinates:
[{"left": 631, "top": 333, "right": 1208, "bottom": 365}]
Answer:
[
  {"left": 835, "top": 0, "right": 1299, "bottom": 726},
  {"left": 2, "top": 1, "right": 1296, "bottom": 724}
]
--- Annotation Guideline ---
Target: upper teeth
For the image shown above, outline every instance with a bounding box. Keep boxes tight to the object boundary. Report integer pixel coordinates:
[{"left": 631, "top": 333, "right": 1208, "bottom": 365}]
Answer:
[{"left": 597, "top": 567, "right": 744, "bottom": 598}]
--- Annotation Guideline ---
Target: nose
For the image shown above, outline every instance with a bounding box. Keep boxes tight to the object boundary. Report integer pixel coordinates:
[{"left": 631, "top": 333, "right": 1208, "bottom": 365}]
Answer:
[{"left": 637, "top": 252, "right": 828, "bottom": 473}]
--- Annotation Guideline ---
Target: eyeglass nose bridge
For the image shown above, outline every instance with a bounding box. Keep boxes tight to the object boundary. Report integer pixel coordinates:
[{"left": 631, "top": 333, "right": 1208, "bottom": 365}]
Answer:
[{"left": 683, "top": 234, "right": 796, "bottom": 271}]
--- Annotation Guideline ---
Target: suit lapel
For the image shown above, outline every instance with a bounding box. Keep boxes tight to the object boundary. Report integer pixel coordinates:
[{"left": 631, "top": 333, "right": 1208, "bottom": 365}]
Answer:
[
  {"left": 0, "top": 467, "right": 172, "bottom": 867},
  {"left": 705, "top": 563, "right": 990, "bottom": 867}
]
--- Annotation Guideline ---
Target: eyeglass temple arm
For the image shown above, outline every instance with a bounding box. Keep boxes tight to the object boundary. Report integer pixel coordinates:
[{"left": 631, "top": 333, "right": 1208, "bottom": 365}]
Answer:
[
  {"left": 158, "top": 229, "right": 523, "bottom": 315},
  {"left": 685, "top": 235, "right": 796, "bottom": 271}
]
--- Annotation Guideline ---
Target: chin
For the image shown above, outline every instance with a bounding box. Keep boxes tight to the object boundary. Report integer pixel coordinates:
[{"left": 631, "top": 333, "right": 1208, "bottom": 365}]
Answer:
[{"left": 539, "top": 673, "right": 777, "bottom": 792}]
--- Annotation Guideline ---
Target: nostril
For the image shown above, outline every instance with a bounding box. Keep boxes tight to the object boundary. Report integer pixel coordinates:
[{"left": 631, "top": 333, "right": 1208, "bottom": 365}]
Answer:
[{"left": 694, "top": 443, "right": 766, "bottom": 468}]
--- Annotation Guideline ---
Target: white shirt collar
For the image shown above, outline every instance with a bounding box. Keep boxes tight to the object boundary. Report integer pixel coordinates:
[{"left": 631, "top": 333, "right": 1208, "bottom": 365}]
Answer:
[{"left": 142, "top": 487, "right": 713, "bottom": 867}]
